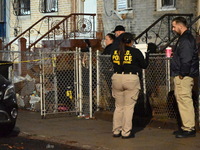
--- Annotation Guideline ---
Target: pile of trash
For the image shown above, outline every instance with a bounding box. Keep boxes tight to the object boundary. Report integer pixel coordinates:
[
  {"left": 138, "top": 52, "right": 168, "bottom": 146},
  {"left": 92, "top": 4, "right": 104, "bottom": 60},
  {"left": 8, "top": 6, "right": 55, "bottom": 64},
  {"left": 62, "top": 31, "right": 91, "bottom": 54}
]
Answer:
[{"left": 14, "top": 74, "right": 41, "bottom": 112}]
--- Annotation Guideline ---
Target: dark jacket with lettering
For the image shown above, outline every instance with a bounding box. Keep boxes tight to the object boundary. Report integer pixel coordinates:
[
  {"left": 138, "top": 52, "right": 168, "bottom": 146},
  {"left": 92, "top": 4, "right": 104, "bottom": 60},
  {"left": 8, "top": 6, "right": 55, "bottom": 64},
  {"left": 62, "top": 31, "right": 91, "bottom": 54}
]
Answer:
[
  {"left": 102, "top": 44, "right": 113, "bottom": 55},
  {"left": 171, "top": 30, "right": 199, "bottom": 77},
  {"left": 111, "top": 46, "right": 149, "bottom": 76}
]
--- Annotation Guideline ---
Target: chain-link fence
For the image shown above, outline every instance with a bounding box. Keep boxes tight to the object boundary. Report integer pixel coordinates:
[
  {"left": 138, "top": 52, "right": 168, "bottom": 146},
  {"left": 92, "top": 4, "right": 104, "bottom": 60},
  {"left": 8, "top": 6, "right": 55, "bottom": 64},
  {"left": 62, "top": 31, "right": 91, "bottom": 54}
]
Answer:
[
  {"left": 40, "top": 48, "right": 98, "bottom": 118},
  {"left": 97, "top": 53, "right": 199, "bottom": 122},
  {"left": 76, "top": 49, "right": 98, "bottom": 118},
  {"left": 0, "top": 49, "right": 98, "bottom": 118},
  {"left": 0, "top": 49, "right": 199, "bottom": 122},
  {"left": 41, "top": 51, "right": 77, "bottom": 117},
  {"left": 97, "top": 54, "right": 114, "bottom": 111}
]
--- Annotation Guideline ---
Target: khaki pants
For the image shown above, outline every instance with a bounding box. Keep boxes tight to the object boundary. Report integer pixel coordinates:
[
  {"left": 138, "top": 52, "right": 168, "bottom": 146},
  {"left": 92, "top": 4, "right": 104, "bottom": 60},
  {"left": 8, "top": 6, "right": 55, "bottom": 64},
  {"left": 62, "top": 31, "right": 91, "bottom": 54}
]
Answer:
[
  {"left": 174, "top": 76, "right": 195, "bottom": 131},
  {"left": 112, "top": 73, "right": 140, "bottom": 136}
]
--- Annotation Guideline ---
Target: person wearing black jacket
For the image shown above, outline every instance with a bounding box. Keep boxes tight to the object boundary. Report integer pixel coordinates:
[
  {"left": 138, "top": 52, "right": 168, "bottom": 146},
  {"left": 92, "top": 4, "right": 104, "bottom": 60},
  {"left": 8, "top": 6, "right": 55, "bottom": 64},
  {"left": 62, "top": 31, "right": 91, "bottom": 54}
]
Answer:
[
  {"left": 102, "top": 33, "right": 116, "bottom": 55},
  {"left": 110, "top": 25, "right": 126, "bottom": 53},
  {"left": 111, "top": 32, "right": 149, "bottom": 139},
  {"left": 171, "top": 17, "right": 199, "bottom": 138}
]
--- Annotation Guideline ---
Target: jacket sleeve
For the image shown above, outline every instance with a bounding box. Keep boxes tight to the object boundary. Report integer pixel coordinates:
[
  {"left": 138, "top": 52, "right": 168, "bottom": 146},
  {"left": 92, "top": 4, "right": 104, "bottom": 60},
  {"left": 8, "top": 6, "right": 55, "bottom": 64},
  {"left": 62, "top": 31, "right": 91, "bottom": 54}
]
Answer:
[
  {"left": 136, "top": 49, "right": 149, "bottom": 69},
  {"left": 179, "top": 38, "right": 194, "bottom": 77}
]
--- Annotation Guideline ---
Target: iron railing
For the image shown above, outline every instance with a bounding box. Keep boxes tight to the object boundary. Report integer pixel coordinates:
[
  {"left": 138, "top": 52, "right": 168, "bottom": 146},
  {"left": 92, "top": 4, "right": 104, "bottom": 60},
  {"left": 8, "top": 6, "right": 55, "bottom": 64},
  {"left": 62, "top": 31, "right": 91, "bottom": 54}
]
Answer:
[
  {"left": 3, "top": 13, "right": 96, "bottom": 51},
  {"left": 160, "top": 15, "right": 200, "bottom": 51},
  {"left": 134, "top": 13, "right": 194, "bottom": 52}
]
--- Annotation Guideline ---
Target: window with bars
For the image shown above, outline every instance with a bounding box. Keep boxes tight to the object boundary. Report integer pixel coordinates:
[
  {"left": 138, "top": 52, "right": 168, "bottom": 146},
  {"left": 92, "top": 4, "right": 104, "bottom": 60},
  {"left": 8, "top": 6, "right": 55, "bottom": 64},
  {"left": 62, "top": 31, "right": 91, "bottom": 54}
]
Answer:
[
  {"left": 157, "top": 0, "right": 176, "bottom": 11},
  {"left": 0, "top": 0, "right": 4, "bottom": 22},
  {"left": 39, "top": 0, "right": 58, "bottom": 13},
  {"left": 13, "top": 0, "right": 30, "bottom": 16}
]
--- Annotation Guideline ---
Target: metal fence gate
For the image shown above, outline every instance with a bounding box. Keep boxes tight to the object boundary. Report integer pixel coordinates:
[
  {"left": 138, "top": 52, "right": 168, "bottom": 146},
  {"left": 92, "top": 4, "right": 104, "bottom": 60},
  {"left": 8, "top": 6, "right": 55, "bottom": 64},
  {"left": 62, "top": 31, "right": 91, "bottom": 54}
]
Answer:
[
  {"left": 40, "top": 48, "right": 97, "bottom": 118},
  {"left": 41, "top": 51, "right": 77, "bottom": 118}
]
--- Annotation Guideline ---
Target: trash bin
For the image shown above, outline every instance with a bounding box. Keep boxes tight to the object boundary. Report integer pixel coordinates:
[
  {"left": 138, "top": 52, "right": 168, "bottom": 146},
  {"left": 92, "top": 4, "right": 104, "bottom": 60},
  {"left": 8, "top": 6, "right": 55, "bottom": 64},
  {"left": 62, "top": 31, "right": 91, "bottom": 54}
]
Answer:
[{"left": 0, "top": 61, "right": 13, "bottom": 80}]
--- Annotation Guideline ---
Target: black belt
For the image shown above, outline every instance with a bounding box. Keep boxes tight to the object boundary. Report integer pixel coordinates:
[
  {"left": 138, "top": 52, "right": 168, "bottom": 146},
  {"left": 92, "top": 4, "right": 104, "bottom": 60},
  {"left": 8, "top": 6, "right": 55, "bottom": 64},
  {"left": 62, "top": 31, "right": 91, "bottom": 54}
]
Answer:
[{"left": 114, "top": 72, "right": 138, "bottom": 75}]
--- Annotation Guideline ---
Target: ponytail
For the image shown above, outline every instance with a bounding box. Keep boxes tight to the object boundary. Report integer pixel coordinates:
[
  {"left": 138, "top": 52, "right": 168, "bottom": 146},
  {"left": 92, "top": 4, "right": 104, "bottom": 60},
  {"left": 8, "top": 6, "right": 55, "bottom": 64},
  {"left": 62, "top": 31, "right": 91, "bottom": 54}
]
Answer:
[
  {"left": 119, "top": 41, "right": 126, "bottom": 65},
  {"left": 118, "top": 32, "right": 134, "bottom": 65}
]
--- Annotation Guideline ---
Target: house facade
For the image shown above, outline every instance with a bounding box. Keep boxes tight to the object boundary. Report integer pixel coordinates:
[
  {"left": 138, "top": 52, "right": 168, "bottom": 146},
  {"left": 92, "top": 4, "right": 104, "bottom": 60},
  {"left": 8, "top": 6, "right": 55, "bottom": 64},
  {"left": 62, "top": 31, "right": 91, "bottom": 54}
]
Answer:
[
  {"left": 0, "top": 0, "right": 199, "bottom": 119},
  {"left": 2, "top": 0, "right": 101, "bottom": 43},
  {"left": 1, "top": 0, "right": 199, "bottom": 46},
  {"left": 0, "top": 0, "right": 7, "bottom": 42},
  {"left": 102, "top": 0, "right": 198, "bottom": 36}
]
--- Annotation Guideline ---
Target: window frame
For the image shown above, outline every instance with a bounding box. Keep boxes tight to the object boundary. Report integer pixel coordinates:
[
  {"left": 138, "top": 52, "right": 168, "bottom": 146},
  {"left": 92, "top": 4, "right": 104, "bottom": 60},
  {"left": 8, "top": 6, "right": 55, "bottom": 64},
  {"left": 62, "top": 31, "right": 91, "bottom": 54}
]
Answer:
[
  {"left": 13, "top": 0, "right": 30, "bottom": 16},
  {"left": 39, "top": 0, "right": 58, "bottom": 13},
  {"left": 116, "top": 0, "right": 132, "bottom": 11},
  {"left": 157, "top": 0, "right": 176, "bottom": 11},
  {"left": 0, "top": 0, "right": 4, "bottom": 22}
]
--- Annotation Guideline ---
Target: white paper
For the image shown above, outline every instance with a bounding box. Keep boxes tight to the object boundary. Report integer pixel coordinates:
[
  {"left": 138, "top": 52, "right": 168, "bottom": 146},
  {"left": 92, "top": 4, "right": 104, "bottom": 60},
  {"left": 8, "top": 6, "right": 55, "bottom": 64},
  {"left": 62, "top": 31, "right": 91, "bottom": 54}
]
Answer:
[{"left": 134, "top": 44, "right": 148, "bottom": 58}]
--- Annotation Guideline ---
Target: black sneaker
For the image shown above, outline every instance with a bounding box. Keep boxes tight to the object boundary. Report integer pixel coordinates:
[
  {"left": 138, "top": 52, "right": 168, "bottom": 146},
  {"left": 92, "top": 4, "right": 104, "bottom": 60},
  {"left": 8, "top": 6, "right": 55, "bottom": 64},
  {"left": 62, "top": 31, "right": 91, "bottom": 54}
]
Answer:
[
  {"left": 173, "top": 129, "right": 183, "bottom": 135},
  {"left": 175, "top": 130, "right": 196, "bottom": 138}
]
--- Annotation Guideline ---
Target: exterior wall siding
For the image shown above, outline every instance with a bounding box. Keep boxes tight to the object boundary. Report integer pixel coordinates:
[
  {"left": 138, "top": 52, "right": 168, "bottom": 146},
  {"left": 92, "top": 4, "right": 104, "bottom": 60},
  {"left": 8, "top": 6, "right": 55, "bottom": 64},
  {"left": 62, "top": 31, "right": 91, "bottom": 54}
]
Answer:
[
  {"left": 7, "top": 0, "right": 198, "bottom": 42},
  {"left": 101, "top": 0, "right": 197, "bottom": 37},
  {"left": 9, "top": 0, "right": 72, "bottom": 39}
]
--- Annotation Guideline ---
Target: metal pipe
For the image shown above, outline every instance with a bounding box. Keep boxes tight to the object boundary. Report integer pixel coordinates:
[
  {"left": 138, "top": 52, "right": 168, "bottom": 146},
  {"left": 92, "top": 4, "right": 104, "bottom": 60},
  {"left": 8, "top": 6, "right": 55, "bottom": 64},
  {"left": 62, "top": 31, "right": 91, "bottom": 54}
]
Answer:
[
  {"left": 41, "top": 51, "right": 46, "bottom": 118},
  {"left": 89, "top": 47, "right": 93, "bottom": 118},
  {"left": 75, "top": 47, "right": 79, "bottom": 114},
  {"left": 142, "top": 69, "right": 147, "bottom": 109},
  {"left": 78, "top": 48, "right": 83, "bottom": 116},
  {"left": 96, "top": 50, "right": 100, "bottom": 111},
  {"left": 166, "top": 58, "right": 171, "bottom": 93},
  {"left": 52, "top": 54, "right": 58, "bottom": 112},
  {"left": 39, "top": 50, "right": 43, "bottom": 117}
]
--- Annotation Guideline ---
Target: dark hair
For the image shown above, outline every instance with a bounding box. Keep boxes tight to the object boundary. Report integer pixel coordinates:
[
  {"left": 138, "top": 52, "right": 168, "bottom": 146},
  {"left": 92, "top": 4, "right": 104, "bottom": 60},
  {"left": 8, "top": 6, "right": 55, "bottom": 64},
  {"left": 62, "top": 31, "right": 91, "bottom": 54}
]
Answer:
[
  {"left": 112, "top": 25, "right": 125, "bottom": 33},
  {"left": 122, "top": 33, "right": 134, "bottom": 44},
  {"left": 172, "top": 17, "right": 188, "bottom": 27},
  {"left": 106, "top": 33, "right": 116, "bottom": 41},
  {"left": 119, "top": 32, "right": 134, "bottom": 65}
]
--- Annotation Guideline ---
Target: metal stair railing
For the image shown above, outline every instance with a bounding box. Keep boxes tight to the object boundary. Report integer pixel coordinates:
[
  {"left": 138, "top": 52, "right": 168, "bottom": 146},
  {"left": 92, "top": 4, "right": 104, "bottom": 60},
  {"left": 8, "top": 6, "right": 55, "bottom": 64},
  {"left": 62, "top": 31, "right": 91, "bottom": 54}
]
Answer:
[
  {"left": 160, "top": 15, "right": 200, "bottom": 52},
  {"left": 3, "top": 13, "right": 96, "bottom": 51},
  {"left": 134, "top": 13, "right": 193, "bottom": 51}
]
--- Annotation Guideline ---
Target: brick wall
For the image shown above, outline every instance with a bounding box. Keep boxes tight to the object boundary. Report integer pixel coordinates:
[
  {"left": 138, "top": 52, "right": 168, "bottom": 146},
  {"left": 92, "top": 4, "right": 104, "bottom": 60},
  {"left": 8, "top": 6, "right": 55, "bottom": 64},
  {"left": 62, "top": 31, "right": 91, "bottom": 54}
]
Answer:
[
  {"left": 8, "top": 0, "right": 198, "bottom": 41},
  {"left": 101, "top": 0, "right": 197, "bottom": 37},
  {"left": 9, "top": 0, "right": 72, "bottom": 38}
]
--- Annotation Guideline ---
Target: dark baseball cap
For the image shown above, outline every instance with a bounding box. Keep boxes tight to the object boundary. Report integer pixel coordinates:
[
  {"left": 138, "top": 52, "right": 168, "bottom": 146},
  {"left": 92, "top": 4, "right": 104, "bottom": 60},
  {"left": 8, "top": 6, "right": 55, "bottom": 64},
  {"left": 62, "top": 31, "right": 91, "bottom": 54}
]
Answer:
[{"left": 112, "top": 25, "right": 125, "bottom": 33}]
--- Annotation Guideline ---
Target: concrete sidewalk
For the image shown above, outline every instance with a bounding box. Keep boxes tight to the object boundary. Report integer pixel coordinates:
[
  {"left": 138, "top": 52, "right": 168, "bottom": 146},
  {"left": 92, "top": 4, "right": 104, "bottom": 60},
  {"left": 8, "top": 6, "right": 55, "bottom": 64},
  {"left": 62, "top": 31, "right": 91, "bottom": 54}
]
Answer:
[{"left": 16, "top": 110, "right": 200, "bottom": 150}]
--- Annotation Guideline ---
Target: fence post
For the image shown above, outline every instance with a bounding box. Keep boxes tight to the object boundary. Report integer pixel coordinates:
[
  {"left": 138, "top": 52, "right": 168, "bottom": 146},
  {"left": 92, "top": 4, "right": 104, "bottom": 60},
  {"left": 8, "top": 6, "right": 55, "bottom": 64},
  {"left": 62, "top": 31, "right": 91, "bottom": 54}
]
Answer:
[
  {"left": 19, "top": 37, "right": 27, "bottom": 76},
  {"left": 39, "top": 50, "right": 44, "bottom": 117},
  {"left": 89, "top": 47, "right": 93, "bottom": 118},
  {"left": 166, "top": 58, "right": 171, "bottom": 93},
  {"left": 142, "top": 69, "right": 147, "bottom": 109},
  {"left": 96, "top": 50, "right": 100, "bottom": 111},
  {"left": 75, "top": 47, "right": 79, "bottom": 114},
  {"left": 52, "top": 53, "right": 58, "bottom": 112},
  {"left": 78, "top": 48, "right": 83, "bottom": 116},
  {"left": 41, "top": 51, "right": 46, "bottom": 118}
]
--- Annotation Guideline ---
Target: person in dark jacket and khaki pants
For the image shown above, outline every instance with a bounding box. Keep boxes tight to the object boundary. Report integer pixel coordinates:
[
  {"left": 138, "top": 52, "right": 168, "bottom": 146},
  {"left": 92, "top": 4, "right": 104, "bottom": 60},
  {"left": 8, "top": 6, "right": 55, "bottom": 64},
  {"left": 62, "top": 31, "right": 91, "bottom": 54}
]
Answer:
[
  {"left": 171, "top": 17, "right": 199, "bottom": 138},
  {"left": 111, "top": 33, "right": 149, "bottom": 139}
]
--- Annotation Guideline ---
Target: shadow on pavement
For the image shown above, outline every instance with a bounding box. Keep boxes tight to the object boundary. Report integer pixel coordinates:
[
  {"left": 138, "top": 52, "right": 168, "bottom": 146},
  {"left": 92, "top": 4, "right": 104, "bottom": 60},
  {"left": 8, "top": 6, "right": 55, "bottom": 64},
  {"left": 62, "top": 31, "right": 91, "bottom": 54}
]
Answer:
[{"left": 132, "top": 93, "right": 152, "bottom": 134}]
